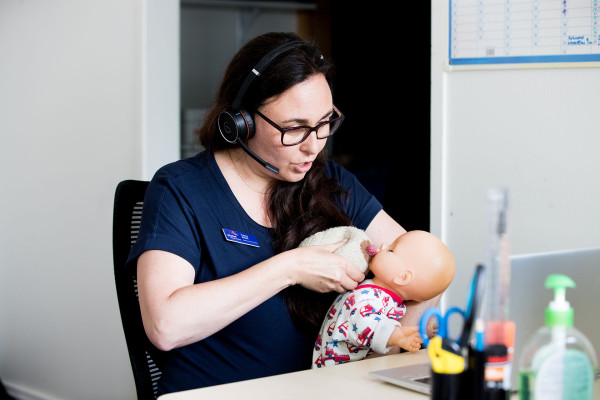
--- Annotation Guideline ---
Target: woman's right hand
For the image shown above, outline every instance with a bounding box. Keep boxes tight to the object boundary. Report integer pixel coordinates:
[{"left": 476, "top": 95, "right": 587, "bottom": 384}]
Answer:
[{"left": 287, "top": 240, "right": 365, "bottom": 294}]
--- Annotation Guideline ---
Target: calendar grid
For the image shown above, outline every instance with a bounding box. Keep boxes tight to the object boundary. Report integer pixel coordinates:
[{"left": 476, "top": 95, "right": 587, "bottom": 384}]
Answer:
[{"left": 449, "top": 0, "right": 600, "bottom": 65}]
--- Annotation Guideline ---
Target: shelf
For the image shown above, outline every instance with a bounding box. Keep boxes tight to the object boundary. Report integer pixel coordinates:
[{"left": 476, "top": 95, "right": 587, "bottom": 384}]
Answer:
[{"left": 181, "top": 0, "right": 317, "bottom": 11}]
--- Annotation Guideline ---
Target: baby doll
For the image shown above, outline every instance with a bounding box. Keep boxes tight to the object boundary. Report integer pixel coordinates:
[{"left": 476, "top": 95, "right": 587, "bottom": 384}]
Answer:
[{"left": 301, "top": 228, "right": 456, "bottom": 368}]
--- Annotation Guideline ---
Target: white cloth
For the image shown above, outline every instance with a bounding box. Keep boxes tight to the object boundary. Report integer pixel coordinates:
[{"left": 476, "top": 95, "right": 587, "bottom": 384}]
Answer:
[{"left": 298, "top": 226, "right": 372, "bottom": 273}]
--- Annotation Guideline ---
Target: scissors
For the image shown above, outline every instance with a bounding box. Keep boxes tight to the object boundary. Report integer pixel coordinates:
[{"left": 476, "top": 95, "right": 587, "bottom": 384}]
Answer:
[
  {"left": 419, "top": 264, "right": 485, "bottom": 374},
  {"left": 420, "top": 264, "right": 485, "bottom": 347},
  {"left": 419, "top": 306, "right": 465, "bottom": 348},
  {"left": 419, "top": 306, "right": 465, "bottom": 374}
]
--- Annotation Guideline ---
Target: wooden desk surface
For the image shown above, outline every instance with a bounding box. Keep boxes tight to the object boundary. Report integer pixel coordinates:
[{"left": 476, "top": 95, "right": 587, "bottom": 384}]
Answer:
[
  {"left": 158, "top": 350, "right": 600, "bottom": 400},
  {"left": 158, "top": 350, "right": 430, "bottom": 400}
]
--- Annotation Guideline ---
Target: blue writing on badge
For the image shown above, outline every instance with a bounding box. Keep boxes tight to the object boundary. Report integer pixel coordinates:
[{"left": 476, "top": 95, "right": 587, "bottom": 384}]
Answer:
[{"left": 222, "top": 228, "right": 260, "bottom": 248}]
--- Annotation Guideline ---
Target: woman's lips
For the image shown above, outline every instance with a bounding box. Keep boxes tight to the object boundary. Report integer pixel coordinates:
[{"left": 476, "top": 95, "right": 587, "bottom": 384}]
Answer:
[{"left": 294, "top": 161, "right": 313, "bottom": 173}]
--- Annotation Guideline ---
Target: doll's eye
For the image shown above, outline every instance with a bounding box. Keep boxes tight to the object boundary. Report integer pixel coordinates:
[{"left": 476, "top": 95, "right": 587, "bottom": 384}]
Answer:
[{"left": 388, "top": 249, "right": 394, "bottom": 253}]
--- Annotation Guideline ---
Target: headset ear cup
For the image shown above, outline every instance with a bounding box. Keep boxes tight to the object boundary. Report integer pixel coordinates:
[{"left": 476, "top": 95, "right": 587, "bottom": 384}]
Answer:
[
  {"left": 218, "top": 109, "right": 255, "bottom": 143},
  {"left": 218, "top": 110, "right": 239, "bottom": 143},
  {"left": 239, "top": 109, "right": 255, "bottom": 140}
]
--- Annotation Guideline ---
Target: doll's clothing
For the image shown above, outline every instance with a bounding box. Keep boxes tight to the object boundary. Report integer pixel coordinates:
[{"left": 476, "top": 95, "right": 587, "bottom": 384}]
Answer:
[{"left": 312, "top": 279, "right": 406, "bottom": 368}]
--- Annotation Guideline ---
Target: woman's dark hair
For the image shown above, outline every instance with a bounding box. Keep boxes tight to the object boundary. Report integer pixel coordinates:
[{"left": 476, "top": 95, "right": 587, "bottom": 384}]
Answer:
[
  {"left": 198, "top": 31, "right": 333, "bottom": 151},
  {"left": 199, "top": 32, "right": 353, "bottom": 339}
]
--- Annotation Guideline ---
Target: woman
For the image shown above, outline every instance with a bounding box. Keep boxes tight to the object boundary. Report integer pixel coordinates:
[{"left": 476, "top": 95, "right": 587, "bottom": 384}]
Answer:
[{"left": 127, "top": 32, "right": 437, "bottom": 395}]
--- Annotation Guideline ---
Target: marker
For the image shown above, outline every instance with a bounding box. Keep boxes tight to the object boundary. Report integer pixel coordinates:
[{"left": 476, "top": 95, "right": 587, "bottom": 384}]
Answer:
[{"left": 475, "top": 318, "right": 485, "bottom": 352}]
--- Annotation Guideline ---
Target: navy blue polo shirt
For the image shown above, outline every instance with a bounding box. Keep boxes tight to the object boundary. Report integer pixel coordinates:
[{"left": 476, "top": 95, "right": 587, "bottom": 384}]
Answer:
[{"left": 127, "top": 150, "right": 382, "bottom": 394}]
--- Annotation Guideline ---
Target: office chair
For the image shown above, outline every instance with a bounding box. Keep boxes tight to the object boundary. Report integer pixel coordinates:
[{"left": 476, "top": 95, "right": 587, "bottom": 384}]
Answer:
[{"left": 113, "top": 180, "right": 165, "bottom": 400}]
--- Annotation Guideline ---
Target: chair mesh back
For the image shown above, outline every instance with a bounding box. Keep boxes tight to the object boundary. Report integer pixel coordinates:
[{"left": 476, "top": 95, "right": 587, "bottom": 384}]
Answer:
[
  {"left": 146, "top": 352, "right": 162, "bottom": 397},
  {"left": 131, "top": 201, "right": 143, "bottom": 246},
  {"left": 130, "top": 200, "right": 162, "bottom": 398},
  {"left": 131, "top": 201, "right": 143, "bottom": 302},
  {"left": 113, "top": 180, "right": 165, "bottom": 400}
]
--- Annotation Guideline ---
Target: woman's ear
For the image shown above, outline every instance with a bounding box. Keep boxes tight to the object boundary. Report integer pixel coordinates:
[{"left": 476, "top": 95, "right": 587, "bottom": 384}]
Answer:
[{"left": 392, "top": 270, "right": 414, "bottom": 286}]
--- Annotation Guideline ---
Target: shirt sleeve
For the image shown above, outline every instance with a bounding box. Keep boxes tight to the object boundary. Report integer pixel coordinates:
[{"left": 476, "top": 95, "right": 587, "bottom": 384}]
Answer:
[{"left": 126, "top": 169, "right": 201, "bottom": 274}]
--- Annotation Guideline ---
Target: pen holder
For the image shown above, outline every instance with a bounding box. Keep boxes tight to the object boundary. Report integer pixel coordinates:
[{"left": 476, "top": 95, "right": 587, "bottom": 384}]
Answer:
[
  {"left": 426, "top": 336, "right": 466, "bottom": 400},
  {"left": 431, "top": 371, "right": 463, "bottom": 400},
  {"left": 463, "top": 348, "right": 485, "bottom": 400}
]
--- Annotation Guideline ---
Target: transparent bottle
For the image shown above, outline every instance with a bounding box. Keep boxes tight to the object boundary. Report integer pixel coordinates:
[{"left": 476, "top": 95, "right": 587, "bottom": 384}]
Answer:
[{"left": 518, "top": 274, "right": 598, "bottom": 400}]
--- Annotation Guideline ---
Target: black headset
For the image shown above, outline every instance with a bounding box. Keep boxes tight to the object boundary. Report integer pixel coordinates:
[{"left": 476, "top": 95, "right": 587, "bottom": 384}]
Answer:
[{"left": 217, "top": 40, "right": 306, "bottom": 175}]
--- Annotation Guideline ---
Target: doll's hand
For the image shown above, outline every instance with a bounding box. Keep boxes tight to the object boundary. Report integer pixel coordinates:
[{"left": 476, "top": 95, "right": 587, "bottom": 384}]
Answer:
[
  {"left": 388, "top": 325, "right": 423, "bottom": 353},
  {"left": 289, "top": 240, "right": 365, "bottom": 293},
  {"left": 426, "top": 318, "right": 439, "bottom": 338}
]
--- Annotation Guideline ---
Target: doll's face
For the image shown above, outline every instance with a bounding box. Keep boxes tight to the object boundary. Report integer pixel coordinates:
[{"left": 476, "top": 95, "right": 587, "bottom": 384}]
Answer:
[
  {"left": 368, "top": 235, "right": 414, "bottom": 299},
  {"left": 370, "top": 236, "right": 405, "bottom": 274},
  {"left": 368, "top": 231, "right": 456, "bottom": 302}
]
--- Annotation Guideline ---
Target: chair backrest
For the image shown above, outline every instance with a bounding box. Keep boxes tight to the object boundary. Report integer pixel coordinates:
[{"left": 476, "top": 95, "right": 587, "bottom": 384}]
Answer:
[{"left": 113, "top": 180, "right": 165, "bottom": 400}]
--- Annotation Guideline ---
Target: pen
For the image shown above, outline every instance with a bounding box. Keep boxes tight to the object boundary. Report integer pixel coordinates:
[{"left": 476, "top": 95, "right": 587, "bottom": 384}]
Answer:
[{"left": 475, "top": 318, "right": 484, "bottom": 352}]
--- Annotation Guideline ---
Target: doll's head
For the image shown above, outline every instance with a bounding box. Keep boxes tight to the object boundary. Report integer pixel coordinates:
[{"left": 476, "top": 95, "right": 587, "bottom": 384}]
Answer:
[{"left": 369, "top": 230, "right": 455, "bottom": 302}]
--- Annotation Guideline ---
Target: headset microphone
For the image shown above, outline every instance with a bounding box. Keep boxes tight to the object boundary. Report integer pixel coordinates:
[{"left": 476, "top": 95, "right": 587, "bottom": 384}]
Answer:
[
  {"left": 237, "top": 139, "right": 279, "bottom": 175},
  {"left": 218, "top": 40, "right": 308, "bottom": 175}
]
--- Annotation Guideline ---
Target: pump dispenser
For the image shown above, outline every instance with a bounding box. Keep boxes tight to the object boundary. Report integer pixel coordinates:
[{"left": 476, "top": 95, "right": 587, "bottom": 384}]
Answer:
[{"left": 518, "top": 274, "right": 598, "bottom": 400}]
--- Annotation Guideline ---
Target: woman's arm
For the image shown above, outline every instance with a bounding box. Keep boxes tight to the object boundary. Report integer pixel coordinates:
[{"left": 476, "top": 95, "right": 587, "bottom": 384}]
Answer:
[
  {"left": 364, "top": 209, "right": 407, "bottom": 248},
  {"left": 137, "top": 241, "right": 365, "bottom": 351}
]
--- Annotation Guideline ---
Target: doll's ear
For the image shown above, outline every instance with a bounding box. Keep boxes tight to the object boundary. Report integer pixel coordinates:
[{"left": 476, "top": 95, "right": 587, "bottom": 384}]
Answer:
[{"left": 392, "top": 270, "right": 414, "bottom": 286}]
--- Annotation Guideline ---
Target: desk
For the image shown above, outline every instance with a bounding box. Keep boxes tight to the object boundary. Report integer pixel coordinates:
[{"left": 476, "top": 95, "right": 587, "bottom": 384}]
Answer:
[
  {"left": 158, "top": 350, "right": 429, "bottom": 399},
  {"left": 158, "top": 350, "right": 600, "bottom": 400}
]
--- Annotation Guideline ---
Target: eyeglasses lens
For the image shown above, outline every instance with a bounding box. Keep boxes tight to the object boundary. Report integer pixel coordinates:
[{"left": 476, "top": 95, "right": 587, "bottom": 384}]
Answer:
[{"left": 282, "top": 118, "right": 341, "bottom": 146}]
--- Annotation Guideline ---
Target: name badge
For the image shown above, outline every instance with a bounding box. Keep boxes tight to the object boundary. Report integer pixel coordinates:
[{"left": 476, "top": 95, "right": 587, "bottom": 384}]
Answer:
[{"left": 222, "top": 228, "right": 260, "bottom": 248}]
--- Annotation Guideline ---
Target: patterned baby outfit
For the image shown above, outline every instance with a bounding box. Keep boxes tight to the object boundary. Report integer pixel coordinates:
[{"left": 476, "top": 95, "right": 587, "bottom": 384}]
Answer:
[{"left": 312, "top": 279, "right": 406, "bottom": 368}]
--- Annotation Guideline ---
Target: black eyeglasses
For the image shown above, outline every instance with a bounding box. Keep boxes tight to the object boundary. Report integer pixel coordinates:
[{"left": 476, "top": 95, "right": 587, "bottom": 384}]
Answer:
[{"left": 255, "top": 105, "right": 344, "bottom": 146}]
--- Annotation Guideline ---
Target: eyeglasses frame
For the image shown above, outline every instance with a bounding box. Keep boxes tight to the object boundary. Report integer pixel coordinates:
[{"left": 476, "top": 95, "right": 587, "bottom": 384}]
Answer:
[{"left": 254, "top": 105, "right": 344, "bottom": 146}]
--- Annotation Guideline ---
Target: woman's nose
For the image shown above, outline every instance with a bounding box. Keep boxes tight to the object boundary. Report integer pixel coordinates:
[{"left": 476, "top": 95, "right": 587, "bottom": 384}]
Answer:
[{"left": 299, "top": 130, "right": 321, "bottom": 154}]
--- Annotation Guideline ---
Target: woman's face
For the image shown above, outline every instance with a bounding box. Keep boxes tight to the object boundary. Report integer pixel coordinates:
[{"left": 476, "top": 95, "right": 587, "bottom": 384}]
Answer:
[{"left": 249, "top": 73, "right": 333, "bottom": 183}]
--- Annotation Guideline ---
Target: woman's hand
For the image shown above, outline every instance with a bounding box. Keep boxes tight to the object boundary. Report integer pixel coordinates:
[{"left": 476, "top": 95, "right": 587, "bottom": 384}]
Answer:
[
  {"left": 138, "top": 242, "right": 363, "bottom": 351},
  {"left": 287, "top": 240, "right": 365, "bottom": 293}
]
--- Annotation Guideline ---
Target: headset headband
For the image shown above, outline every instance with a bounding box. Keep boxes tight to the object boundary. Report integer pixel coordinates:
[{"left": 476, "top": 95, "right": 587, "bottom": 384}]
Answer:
[{"left": 231, "top": 40, "right": 304, "bottom": 110}]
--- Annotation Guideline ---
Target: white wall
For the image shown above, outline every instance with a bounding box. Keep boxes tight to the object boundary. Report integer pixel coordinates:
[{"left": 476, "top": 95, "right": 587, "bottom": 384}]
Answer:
[
  {"left": 143, "top": 0, "right": 180, "bottom": 179},
  {"left": 0, "top": 1, "right": 179, "bottom": 399},
  {"left": 431, "top": 0, "right": 600, "bottom": 310}
]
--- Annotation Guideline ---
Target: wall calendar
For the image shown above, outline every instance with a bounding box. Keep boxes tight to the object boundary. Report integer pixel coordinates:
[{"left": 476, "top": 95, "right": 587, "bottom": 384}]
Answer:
[{"left": 449, "top": 0, "right": 600, "bottom": 67}]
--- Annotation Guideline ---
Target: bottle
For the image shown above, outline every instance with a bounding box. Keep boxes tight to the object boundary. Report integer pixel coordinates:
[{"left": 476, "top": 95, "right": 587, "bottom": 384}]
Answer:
[{"left": 518, "top": 274, "right": 598, "bottom": 400}]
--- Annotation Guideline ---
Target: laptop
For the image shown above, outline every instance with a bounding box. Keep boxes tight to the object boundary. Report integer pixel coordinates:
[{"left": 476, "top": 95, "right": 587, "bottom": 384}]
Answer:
[{"left": 369, "top": 247, "right": 600, "bottom": 394}]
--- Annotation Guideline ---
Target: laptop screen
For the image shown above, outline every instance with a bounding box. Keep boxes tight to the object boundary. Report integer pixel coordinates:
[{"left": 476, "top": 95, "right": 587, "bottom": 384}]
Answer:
[{"left": 508, "top": 247, "right": 600, "bottom": 389}]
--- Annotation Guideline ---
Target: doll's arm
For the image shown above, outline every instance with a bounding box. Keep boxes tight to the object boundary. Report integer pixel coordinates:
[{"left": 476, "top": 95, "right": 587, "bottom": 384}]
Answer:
[
  {"left": 345, "top": 301, "right": 420, "bottom": 354},
  {"left": 402, "top": 294, "right": 441, "bottom": 328},
  {"left": 387, "top": 325, "right": 423, "bottom": 353}
]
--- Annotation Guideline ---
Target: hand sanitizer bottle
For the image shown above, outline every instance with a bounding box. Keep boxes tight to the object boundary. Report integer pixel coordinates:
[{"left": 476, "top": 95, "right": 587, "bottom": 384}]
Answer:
[{"left": 518, "top": 274, "right": 598, "bottom": 400}]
